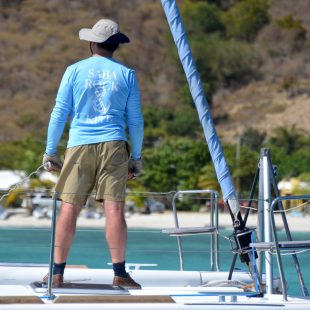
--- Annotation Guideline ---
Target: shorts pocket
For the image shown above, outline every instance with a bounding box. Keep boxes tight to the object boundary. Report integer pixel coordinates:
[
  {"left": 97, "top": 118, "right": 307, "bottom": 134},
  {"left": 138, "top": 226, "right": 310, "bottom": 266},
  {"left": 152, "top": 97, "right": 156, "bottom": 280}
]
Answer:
[{"left": 109, "top": 142, "right": 128, "bottom": 166}]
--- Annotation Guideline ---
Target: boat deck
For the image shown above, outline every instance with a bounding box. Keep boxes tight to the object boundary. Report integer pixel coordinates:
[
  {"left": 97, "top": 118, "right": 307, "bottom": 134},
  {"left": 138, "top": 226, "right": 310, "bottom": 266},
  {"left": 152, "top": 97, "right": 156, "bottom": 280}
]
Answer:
[{"left": 1, "top": 265, "right": 310, "bottom": 309}]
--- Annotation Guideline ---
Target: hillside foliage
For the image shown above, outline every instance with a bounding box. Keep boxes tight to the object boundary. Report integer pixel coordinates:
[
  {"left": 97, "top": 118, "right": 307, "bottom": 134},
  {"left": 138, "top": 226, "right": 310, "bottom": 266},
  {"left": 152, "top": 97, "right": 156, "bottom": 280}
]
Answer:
[{"left": 1, "top": 0, "right": 310, "bottom": 203}]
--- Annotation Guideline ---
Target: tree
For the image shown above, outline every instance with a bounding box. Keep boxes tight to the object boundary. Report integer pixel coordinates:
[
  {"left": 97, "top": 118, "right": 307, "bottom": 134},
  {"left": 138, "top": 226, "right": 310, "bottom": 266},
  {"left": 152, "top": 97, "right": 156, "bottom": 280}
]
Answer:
[
  {"left": 0, "top": 138, "right": 41, "bottom": 172},
  {"left": 138, "top": 137, "right": 211, "bottom": 193},
  {"left": 223, "top": 144, "right": 259, "bottom": 197},
  {"left": 198, "top": 163, "right": 221, "bottom": 193},
  {"left": 240, "top": 128, "right": 266, "bottom": 151},
  {"left": 182, "top": 0, "right": 225, "bottom": 35},
  {"left": 223, "top": 0, "right": 270, "bottom": 42},
  {"left": 268, "top": 126, "right": 308, "bottom": 155}
]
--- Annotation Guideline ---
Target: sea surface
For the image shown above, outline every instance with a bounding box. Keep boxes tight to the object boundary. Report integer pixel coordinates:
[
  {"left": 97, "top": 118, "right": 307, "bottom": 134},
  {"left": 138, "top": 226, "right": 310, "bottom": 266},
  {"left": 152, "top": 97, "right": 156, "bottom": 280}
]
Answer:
[{"left": 0, "top": 226, "right": 309, "bottom": 296}]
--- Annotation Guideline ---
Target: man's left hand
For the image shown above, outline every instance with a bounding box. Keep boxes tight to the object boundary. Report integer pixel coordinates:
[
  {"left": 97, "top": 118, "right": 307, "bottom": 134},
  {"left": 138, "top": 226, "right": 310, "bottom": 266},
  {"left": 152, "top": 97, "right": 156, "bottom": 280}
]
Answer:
[{"left": 128, "top": 158, "right": 142, "bottom": 179}]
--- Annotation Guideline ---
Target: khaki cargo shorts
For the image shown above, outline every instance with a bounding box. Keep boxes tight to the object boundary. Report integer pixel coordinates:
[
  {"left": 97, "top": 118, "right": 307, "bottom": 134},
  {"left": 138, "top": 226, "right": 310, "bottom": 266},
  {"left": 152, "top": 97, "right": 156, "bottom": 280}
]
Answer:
[{"left": 55, "top": 141, "right": 129, "bottom": 205}]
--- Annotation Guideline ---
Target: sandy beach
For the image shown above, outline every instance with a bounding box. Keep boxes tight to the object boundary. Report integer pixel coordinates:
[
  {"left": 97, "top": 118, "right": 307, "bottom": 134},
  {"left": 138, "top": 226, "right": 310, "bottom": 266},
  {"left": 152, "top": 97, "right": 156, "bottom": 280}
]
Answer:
[{"left": 1, "top": 208, "right": 310, "bottom": 232}]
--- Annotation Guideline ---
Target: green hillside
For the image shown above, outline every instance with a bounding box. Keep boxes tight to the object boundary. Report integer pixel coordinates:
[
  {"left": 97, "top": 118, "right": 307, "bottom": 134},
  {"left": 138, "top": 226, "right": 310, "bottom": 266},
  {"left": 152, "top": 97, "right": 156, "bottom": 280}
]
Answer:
[{"left": 1, "top": 0, "right": 310, "bottom": 199}]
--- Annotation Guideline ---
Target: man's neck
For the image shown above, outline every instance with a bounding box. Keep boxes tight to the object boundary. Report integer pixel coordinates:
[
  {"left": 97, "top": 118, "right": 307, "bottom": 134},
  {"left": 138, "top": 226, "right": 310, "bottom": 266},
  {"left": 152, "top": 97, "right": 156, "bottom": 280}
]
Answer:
[{"left": 93, "top": 51, "right": 113, "bottom": 58}]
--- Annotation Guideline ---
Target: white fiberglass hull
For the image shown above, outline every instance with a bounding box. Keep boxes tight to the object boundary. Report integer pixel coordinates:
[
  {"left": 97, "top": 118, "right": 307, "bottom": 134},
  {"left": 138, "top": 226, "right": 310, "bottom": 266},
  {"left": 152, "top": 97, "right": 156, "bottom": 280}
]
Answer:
[{"left": 0, "top": 265, "right": 310, "bottom": 309}]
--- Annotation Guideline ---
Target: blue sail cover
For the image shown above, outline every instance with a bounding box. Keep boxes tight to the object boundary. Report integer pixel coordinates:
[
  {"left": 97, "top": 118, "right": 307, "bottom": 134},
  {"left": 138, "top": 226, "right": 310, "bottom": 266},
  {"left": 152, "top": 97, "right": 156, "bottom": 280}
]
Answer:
[{"left": 161, "top": 0, "right": 236, "bottom": 201}]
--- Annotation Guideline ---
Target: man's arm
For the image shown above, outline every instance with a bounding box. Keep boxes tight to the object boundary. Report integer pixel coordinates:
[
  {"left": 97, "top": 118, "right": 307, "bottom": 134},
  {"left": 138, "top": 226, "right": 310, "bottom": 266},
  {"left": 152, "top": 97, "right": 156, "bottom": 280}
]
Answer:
[
  {"left": 126, "top": 70, "right": 144, "bottom": 160},
  {"left": 45, "top": 67, "right": 73, "bottom": 158}
]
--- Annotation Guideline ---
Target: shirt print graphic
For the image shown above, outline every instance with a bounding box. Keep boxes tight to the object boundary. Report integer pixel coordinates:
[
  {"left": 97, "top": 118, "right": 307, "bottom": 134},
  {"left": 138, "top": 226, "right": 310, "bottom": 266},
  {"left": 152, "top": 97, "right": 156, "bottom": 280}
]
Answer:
[{"left": 85, "top": 69, "right": 118, "bottom": 114}]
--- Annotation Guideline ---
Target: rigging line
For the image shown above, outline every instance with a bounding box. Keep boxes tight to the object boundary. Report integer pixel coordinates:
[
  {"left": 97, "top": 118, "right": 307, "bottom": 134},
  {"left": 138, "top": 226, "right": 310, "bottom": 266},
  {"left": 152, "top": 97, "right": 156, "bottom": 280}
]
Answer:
[
  {"left": 42, "top": 190, "right": 175, "bottom": 198},
  {"left": 0, "top": 243, "right": 213, "bottom": 252},
  {"left": 1, "top": 238, "right": 233, "bottom": 253},
  {"left": 4, "top": 244, "right": 238, "bottom": 254},
  {"left": 0, "top": 226, "right": 157, "bottom": 233},
  {"left": 279, "top": 249, "right": 310, "bottom": 256},
  {"left": 217, "top": 234, "right": 233, "bottom": 241},
  {"left": 240, "top": 205, "right": 258, "bottom": 211},
  {"left": 273, "top": 200, "right": 310, "bottom": 213},
  {"left": 127, "top": 191, "right": 176, "bottom": 197},
  {"left": 0, "top": 164, "right": 47, "bottom": 203}
]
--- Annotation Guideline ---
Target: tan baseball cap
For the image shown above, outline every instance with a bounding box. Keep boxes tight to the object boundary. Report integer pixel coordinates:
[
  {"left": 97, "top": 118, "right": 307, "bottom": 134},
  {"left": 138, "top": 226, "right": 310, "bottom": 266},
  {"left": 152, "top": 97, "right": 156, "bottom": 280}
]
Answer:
[{"left": 79, "top": 19, "right": 130, "bottom": 44}]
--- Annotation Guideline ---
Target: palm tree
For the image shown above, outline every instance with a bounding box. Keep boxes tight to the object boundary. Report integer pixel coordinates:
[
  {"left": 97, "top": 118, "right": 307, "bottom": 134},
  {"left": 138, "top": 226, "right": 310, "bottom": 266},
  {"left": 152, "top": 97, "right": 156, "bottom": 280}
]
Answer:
[{"left": 269, "top": 125, "right": 306, "bottom": 155}]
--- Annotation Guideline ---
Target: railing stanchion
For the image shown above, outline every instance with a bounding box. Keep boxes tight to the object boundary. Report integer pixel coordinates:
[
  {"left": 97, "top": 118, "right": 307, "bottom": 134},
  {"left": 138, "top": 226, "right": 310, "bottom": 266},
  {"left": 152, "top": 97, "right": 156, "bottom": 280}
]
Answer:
[{"left": 45, "top": 191, "right": 58, "bottom": 300}]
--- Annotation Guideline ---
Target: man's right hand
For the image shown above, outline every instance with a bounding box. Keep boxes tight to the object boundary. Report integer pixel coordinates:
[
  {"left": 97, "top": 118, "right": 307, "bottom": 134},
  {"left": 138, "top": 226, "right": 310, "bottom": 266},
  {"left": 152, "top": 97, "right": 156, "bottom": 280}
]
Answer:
[{"left": 43, "top": 153, "right": 63, "bottom": 172}]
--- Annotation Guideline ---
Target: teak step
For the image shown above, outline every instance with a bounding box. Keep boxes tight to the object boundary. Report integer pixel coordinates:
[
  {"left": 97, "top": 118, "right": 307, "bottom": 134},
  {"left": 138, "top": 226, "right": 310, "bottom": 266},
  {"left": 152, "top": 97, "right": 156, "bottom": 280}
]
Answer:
[
  {"left": 55, "top": 295, "right": 175, "bottom": 303},
  {"left": 0, "top": 296, "right": 43, "bottom": 304}
]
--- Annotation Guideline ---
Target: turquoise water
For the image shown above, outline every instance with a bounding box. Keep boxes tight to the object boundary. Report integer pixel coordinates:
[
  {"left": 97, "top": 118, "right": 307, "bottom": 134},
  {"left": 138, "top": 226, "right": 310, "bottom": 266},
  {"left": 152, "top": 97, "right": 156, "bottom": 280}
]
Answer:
[{"left": 0, "top": 226, "right": 309, "bottom": 296}]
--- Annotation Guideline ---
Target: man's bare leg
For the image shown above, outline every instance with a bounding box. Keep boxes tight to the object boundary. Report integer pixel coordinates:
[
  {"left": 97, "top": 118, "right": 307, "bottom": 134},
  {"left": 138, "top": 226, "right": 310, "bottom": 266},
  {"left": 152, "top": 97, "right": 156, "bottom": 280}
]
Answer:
[
  {"left": 104, "top": 200, "right": 127, "bottom": 263},
  {"left": 54, "top": 202, "right": 82, "bottom": 264},
  {"left": 105, "top": 200, "right": 141, "bottom": 288}
]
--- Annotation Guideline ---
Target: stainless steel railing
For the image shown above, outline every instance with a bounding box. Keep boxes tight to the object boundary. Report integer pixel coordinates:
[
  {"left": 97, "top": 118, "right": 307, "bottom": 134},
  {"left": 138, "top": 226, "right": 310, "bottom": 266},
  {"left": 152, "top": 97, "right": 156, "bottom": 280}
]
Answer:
[
  {"left": 269, "top": 195, "right": 310, "bottom": 301},
  {"left": 162, "top": 189, "right": 220, "bottom": 271}
]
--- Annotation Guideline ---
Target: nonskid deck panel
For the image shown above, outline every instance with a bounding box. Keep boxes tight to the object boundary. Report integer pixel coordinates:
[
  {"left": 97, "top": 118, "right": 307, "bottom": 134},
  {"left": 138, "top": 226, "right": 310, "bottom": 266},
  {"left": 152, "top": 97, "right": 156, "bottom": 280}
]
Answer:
[{"left": 31, "top": 281, "right": 129, "bottom": 295}]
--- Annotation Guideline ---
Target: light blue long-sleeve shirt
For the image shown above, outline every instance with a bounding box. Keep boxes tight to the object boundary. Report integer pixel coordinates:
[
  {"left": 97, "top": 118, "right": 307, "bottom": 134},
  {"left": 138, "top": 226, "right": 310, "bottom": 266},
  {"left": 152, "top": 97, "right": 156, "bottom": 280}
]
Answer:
[{"left": 45, "top": 56, "right": 144, "bottom": 159}]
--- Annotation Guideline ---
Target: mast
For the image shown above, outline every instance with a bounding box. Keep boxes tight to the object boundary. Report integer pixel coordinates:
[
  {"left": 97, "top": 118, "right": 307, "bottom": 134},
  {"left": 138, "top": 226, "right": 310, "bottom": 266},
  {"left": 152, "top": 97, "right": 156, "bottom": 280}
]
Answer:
[
  {"left": 161, "top": 0, "right": 240, "bottom": 222},
  {"left": 161, "top": 1, "right": 260, "bottom": 283}
]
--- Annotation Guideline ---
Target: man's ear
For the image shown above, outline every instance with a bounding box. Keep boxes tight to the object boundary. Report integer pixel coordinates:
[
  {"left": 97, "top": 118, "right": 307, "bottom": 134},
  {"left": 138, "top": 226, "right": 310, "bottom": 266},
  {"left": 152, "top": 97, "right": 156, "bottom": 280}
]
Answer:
[{"left": 89, "top": 42, "right": 95, "bottom": 54}]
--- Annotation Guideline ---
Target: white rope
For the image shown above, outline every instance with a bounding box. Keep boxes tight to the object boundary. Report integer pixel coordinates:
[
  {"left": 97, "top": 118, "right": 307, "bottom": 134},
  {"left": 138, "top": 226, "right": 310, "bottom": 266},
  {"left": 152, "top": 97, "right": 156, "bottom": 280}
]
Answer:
[
  {"left": 126, "top": 191, "right": 176, "bottom": 198},
  {"left": 218, "top": 234, "right": 231, "bottom": 241},
  {"left": 239, "top": 205, "right": 258, "bottom": 211},
  {"left": 273, "top": 200, "right": 310, "bottom": 213},
  {"left": 280, "top": 249, "right": 310, "bottom": 256},
  {"left": 0, "top": 164, "right": 47, "bottom": 203}
]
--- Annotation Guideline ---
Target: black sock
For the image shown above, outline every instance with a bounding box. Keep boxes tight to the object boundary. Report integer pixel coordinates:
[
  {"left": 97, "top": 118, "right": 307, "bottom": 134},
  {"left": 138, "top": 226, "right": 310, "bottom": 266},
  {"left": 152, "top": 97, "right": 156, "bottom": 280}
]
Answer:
[
  {"left": 53, "top": 262, "right": 66, "bottom": 275},
  {"left": 113, "top": 261, "right": 127, "bottom": 278}
]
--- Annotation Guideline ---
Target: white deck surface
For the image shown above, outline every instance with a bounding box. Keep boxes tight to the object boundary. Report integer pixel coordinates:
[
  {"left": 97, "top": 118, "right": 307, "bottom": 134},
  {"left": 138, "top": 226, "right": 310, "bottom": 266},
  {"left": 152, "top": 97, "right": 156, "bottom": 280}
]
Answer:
[{"left": 1, "top": 265, "right": 310, "bottom": 309}]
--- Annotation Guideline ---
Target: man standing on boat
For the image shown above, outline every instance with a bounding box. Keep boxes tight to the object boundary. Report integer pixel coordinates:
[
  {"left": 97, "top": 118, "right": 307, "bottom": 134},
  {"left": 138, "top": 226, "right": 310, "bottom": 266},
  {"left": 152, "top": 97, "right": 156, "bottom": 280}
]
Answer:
[{"left": 42, "top": 19, "right": 144, "bottom": 289}]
